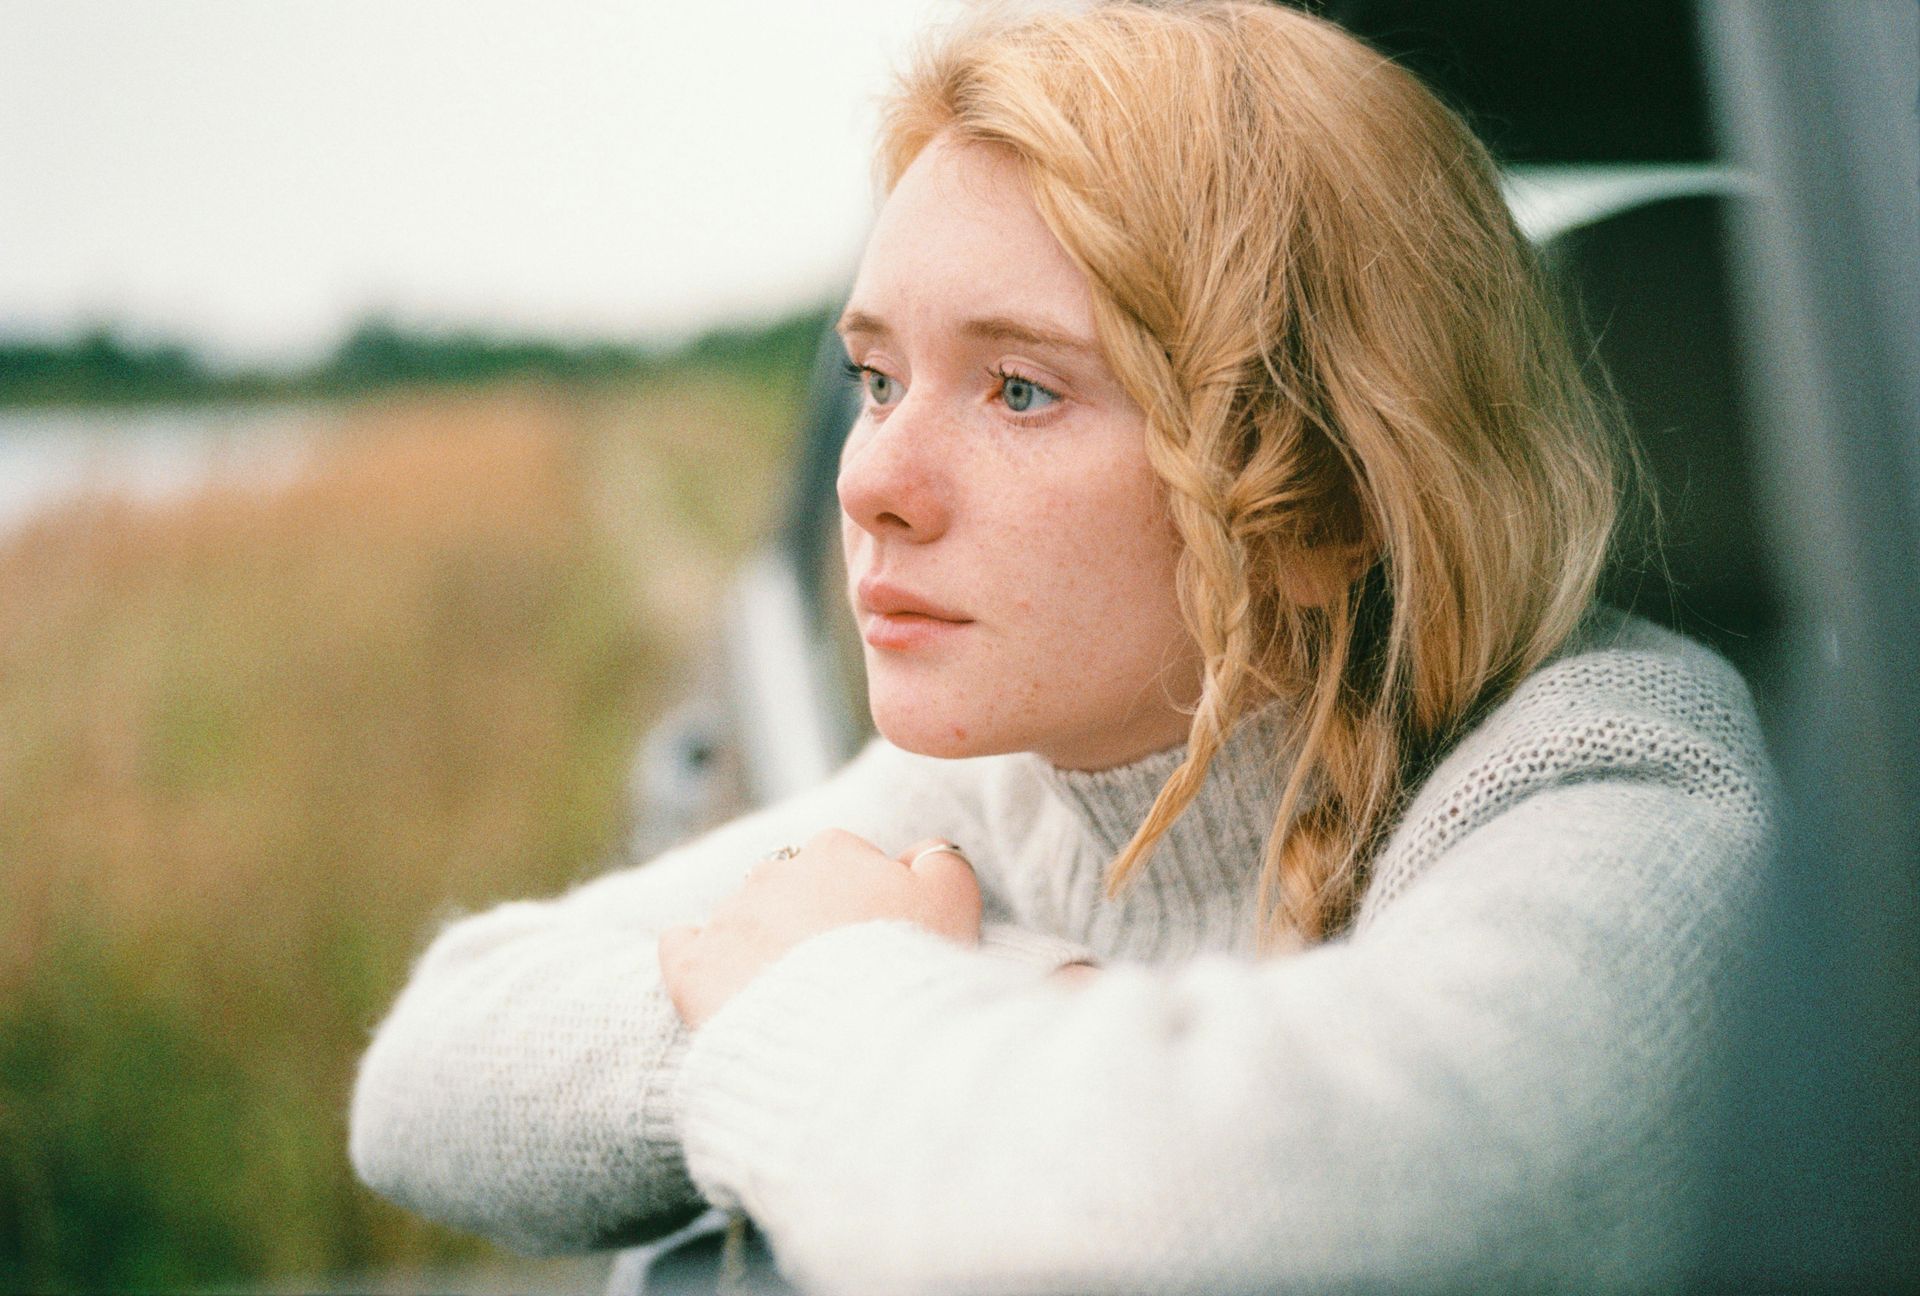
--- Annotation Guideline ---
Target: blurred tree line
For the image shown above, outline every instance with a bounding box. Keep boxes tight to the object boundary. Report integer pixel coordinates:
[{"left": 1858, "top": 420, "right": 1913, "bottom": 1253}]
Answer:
[
  {"left": 0, "top": 314, "right": 814, "bottom": 1290},
  {"left": 0, "top": 305, "right": 837, "bottom": 407}
]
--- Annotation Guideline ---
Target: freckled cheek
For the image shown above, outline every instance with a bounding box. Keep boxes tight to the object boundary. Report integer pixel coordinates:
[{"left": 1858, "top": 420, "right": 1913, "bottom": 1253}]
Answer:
[{"left": 1003, "top": 495, "right": 1162, "bottom": 631}]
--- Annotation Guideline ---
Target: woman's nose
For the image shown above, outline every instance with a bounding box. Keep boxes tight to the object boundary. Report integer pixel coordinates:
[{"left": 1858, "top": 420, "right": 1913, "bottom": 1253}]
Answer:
[{"left": 836, "top": 399, "right": 951, "bottom": 542}]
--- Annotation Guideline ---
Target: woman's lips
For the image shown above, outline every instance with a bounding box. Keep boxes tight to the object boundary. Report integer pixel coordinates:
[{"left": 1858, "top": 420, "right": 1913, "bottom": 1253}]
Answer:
[
  {"left": 862, "top": 609, "right": 971, "bottom": 650},
  {"left": 856, "top": 577, "right": 973, "bottom": 650}
]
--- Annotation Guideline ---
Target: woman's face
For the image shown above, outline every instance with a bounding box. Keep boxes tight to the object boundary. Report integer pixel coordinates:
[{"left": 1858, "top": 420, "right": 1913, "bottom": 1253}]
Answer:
[{"left": 836, "top": 135, "right": 1202, "bottom": 771}]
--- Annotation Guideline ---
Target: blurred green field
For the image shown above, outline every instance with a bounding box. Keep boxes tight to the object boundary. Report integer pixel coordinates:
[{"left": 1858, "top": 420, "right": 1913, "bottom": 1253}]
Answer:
[{"left": 0, "top": 369, "right": 798, "bottom": 1291}]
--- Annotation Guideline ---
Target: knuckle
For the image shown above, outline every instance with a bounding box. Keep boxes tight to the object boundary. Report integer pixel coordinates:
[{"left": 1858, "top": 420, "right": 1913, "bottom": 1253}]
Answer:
[
  {"left": 805, "top": 826, "right": 848, "bottom": 852},
  {"left": 926, "top": 850, "right": 978, "bottom": 886}
]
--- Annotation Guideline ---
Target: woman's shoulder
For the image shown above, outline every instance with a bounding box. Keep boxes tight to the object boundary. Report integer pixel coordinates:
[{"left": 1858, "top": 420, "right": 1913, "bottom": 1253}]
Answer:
[
  {"left": 1357, "top": 606, "right": 1777, "bottom": 924},
  {"left": 1445, "top": 604, "right": 1768, "bottom": 798},
  {"left": 1523, "top": 604, "right": 1765, "bottom": 744}
]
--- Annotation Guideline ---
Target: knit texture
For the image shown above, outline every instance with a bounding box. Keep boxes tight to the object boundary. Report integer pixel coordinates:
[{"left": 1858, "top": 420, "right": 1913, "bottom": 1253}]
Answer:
[{"left": 350, "top": 609, "right": 1774, "bottom": 1292}]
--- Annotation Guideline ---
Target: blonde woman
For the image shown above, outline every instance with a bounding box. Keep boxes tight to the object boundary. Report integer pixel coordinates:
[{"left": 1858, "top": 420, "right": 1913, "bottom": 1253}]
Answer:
[{"left": 351, "top": 3, "right": 1774, "bottom": 1292}]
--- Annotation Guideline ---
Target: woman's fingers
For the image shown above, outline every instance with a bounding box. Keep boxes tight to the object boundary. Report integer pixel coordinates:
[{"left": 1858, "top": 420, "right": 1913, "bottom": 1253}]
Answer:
[
  {"left": 804, "top": 826, "right": 875, "bottom": 858},
  {"left": 898, "top": 838, "right": 981, "bottom": 936},
  {"left": 1051, "top": 961, "right": 1100, "bottom": 987},
  {"left": 899, "top": 838, "right": 974, "bottom": 896},
  {"left": 660, "top": 833, "right": 987, "bottom": 1030},
  {"left": 899, "top": 837, "right": 967, "bottom": 870},
  {"left": 656, "top": 924, "right": 702, "bottom": 1022}
]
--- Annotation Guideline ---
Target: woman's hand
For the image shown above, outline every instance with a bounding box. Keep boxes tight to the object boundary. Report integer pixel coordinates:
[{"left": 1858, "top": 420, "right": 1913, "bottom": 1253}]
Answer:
[{"left": 659, "top": 830, "right": 982, "bottom": 1029}]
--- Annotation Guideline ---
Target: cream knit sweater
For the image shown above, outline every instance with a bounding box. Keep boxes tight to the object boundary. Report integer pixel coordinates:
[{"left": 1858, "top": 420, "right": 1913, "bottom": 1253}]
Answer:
[{"left": 350, "top": 608, "right": 1775, "bottom": 1294}]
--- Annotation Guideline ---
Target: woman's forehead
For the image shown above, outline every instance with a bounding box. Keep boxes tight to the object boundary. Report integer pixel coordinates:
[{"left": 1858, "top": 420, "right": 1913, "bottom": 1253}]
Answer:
[{"left": 845, "top": 137, "right": 1098, "bottom": 351}]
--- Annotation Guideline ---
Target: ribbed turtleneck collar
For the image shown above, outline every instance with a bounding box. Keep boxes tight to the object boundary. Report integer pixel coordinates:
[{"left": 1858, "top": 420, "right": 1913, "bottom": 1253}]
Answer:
[
  {"left": 1013, "top": 703, "right": 1297, "bottom": 959},
  {"left": 1035, "top": 703, "right": 1294, "bottom": 859}
]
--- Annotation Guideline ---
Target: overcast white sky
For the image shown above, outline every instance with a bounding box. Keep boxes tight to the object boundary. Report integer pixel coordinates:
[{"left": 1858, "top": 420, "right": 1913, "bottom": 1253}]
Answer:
[{"left": 0, "top": 0, "right": 963, "bottom": 366}]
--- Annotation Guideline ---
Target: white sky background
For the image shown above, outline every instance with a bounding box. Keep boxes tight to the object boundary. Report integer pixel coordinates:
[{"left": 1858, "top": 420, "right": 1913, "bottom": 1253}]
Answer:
[{"left": 0, "top": 0, "right": 964, "bottom": 368}]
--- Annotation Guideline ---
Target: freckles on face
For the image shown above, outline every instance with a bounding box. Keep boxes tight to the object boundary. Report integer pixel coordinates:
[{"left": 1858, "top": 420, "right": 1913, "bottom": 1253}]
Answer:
[{"left": 835, "top": 135, "right": 1201, "bottom": 770}]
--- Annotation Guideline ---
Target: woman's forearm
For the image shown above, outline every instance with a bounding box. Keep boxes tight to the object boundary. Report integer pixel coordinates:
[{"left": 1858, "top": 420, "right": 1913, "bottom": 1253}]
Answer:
[
  {"left": 674, "top": 776, "right": 1772, "bottom": 1295},
  {"left": 349, "top": 739, "right": 998, "bottom": 1252},
  {"left": 349, "top": 874, "right": 715, "bottom": 1252}
]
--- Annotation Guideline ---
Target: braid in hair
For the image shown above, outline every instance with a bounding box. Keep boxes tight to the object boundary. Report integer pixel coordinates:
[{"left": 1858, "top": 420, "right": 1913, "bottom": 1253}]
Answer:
[{"left": 878, "top": 1, "right": 1626, "bottom": 948}]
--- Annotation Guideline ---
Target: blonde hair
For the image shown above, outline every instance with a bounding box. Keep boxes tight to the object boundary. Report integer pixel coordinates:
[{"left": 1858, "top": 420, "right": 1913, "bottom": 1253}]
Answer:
[{"left": 877, "top": 1, "right": 1622, "bottom": 948}]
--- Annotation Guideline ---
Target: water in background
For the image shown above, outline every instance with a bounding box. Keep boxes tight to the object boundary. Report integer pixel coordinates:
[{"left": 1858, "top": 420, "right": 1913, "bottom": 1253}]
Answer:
[{"left": 0, "top": 405, "right": 324, "bottom": 534}]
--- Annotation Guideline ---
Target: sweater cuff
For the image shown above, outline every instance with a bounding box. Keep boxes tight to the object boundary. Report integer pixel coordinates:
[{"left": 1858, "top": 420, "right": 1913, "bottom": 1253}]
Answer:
[
  {"left": 671, "top": 920, "right": 1034, "bottom": 1214},
  {"left": 977, "top": 921, "right": 1098, "bottom": 972}
]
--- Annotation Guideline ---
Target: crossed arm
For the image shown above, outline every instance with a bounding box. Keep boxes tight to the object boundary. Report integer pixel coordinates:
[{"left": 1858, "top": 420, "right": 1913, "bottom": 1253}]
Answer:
[
  {"left": 348, "top": 743, "right": 1087, "bottom": 1254},
  {"left": 354, "top": 666, "right": 1770, "bottom": 1292},
  {"left": 663, "top": 777, "right": 1770, "bottom": 1295},
  {"left": 657, "top": 827, "right": 1100, "bottom": 1031}
]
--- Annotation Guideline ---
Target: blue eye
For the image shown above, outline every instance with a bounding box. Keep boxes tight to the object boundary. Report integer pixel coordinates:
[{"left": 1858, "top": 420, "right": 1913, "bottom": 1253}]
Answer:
[
  {"left": 997, "top": 370, "right": 1058, "bottom": 414},
  {"left": 842, "top": 360, "right": 901, "bottom": 408}
]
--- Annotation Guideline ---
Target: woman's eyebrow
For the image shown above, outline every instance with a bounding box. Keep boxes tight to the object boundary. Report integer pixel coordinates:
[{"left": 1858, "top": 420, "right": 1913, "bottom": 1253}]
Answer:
[
  {"left": 834, "top": 308, "right": 1097, "bottom": 359},
  {"left": 959, "top": 315, "right": 1099, "bottom": 358},
  {"left": 835, "top": 308, "right": 889, "bottom": 341}
]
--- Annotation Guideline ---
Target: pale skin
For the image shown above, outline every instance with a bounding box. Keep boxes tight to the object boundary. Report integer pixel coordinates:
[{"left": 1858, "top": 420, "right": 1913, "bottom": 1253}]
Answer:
[
  {"left": 660, "top": 134, "right": 1346, "bottom": 1029},
  {"left": 660, "top": 136, "right": 1164, "bottom": 1027}
]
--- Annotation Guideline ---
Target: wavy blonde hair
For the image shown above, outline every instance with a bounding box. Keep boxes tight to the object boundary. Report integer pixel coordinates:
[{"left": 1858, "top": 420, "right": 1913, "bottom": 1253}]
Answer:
[{"left": 877, "top": 1, "right": 1622, "bottom": 948}]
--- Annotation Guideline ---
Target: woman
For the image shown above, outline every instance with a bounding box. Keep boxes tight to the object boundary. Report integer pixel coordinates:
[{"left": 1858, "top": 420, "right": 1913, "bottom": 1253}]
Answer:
[{"left": 351, "top": 3, "right": 1774, "bottom": 1292}]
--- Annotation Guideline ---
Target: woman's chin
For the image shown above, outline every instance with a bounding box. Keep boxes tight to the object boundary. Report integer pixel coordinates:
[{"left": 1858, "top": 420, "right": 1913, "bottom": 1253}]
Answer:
[{"left": 868, "top": 692, "right": 1015, "bottom": 760}]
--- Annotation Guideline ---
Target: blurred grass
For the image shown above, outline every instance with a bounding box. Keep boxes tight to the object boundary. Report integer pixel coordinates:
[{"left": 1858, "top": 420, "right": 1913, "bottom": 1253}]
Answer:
[{"left": 0, "top": 368, "right": 797, "bottom": 1292}]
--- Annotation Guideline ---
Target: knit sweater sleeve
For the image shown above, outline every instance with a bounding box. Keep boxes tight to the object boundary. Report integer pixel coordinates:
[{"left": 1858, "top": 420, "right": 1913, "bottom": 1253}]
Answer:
[
  {"left": 672, "top": 636, "right": 1776, "bottom": 1294},
  {"left": 348, "top": 739, "right": 1087, "bottom": 1255}
]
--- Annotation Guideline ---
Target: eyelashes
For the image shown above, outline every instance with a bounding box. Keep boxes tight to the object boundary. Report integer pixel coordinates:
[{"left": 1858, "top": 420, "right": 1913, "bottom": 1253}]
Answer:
[
  {"left": 841, "top": 360, "right": 1062, "bottom": 418},
  {"left": 992, "top": 367, "right": 1058, "bottom": 414},
  {"left": 843, "top": 360, "right": 900, "bottom": 407}
]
